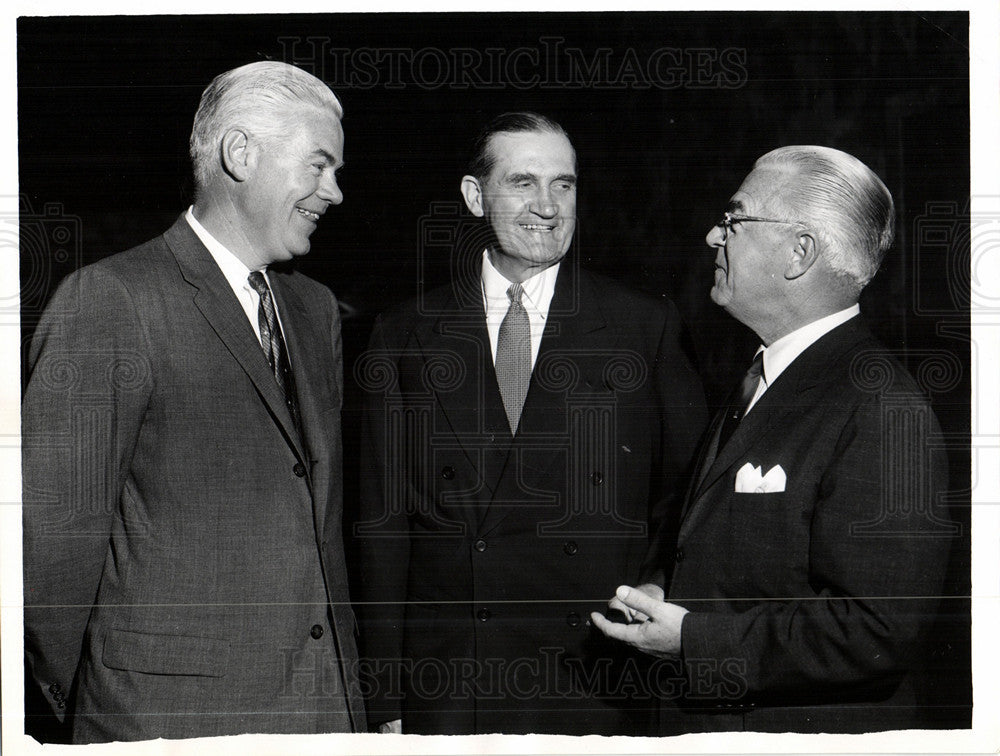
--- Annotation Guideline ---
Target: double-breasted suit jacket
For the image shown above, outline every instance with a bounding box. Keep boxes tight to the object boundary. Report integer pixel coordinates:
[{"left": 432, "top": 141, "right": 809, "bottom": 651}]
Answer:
[
  {"left": 356, "top": 261, "right": 707, "bottom": 735},
  {"left": 660, "top": 317, "right": 954, "bottom": 734},
  {"left": 23, "top": 215, "right": 365, "bottom": 742}
]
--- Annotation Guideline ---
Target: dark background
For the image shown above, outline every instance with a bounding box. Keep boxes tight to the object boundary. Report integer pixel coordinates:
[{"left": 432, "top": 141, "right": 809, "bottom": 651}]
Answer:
[{"left": 17, "top": 10, "right": 972, "bottom": 736}]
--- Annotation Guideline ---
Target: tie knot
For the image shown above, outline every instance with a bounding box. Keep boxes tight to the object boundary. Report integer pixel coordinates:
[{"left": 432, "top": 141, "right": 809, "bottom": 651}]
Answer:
[
  {"left": 506, "top": 282, "right": 524, "bottom": 305},
  {"left": 747, "top": 350, "right": 764, "bottom": 380},
  {"left": 247, "top": 270, "right": 269, "bottom": 296}
]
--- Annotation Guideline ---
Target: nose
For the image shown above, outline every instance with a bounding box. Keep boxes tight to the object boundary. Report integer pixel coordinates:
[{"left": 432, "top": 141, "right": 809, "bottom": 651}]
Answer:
[
  {"left": 317, "top": 171, "right": 343, "bottom": 206},
  {"left": 705, "top": 222, "right": 725, "bottom": 248},
  {"left": 528, "top": 187, "right": 558, "bottom": 218}
]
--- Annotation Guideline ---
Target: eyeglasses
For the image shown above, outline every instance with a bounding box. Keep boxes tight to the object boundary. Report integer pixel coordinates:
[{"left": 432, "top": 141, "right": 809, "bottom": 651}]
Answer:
[{"left": 718, "top": 212, "right": 802, "bottom": 244}]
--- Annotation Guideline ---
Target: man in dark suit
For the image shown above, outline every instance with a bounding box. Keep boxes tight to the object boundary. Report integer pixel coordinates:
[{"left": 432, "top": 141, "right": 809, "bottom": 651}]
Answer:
[
  {"left": 592, "top": 145, "right": 953, "bottom": 733},
  {"left": 355, "top": 112, "right": 707, "bottom": 735},
  {"left": 22, "top": 61, "right": 364, "bottom": 742}
]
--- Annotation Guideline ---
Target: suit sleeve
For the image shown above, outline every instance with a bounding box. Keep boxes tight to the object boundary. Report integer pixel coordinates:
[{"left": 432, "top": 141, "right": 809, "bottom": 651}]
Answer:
[
  {"left": 355, "top": 314, "right": 410, "bottom": 726},
  {"left": 22, "top": 266, "right": 152, "bottom": 722},
  {"left": 679, "top": 391, "right": 950, "bottom": 702},
  {"left": 641, "top": 300, "right": 708, "bottom": 585}
]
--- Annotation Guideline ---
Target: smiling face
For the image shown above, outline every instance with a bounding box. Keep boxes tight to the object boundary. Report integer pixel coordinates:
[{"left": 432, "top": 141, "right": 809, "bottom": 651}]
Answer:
[
  {"left": 705, "top": 166, "right": 799, "bottom": 331},
  {"left": 462, "top": 129, "right": 577, "bottom": 282},
  {"left": 239, "top": 105, "right": 344, "bottom": 267}
]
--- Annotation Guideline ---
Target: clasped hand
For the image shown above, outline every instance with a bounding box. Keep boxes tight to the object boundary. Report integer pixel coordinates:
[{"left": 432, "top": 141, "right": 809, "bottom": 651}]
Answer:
[{"left": 589, "top": 583, "right": 688, "bottom": 659}]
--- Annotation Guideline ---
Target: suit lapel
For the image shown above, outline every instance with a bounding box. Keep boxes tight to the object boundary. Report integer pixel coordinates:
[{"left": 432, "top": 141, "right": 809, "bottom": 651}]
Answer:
[
  {"left": 478, "top": 264, "right": 607, "bottom": 536},
  {"left": 692, "top": 382, "right": 791, "bottom": 499},
  {"left": 679, "top": 318, "right": 871, "bottom": 543},
  {"left": 269, "top": 274, "right": 330, "bottom": 525},
  {"left": 163, "top": 217, "right": 307, "bottom": 466},
  {"left": 416, "top": 281, "right": 511, "bottom": 497}
]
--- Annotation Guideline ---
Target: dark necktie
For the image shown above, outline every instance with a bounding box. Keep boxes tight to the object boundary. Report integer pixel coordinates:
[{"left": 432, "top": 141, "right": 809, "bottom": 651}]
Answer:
[
  {"left": 495, "top": 282, "right": 531, "bottom": 435},
  {"left": 247, "top": 271, "right": 298, "bottom": 425},
  {"left": 716, "top": 349, "right": 765, "bottom": 451}
]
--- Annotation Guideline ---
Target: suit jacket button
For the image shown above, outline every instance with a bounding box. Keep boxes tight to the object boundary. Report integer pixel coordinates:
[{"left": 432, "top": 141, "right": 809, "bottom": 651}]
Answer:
[
  {"left": 566, "top": 611, "right": 581, "bottom": 627},
  {"left": 477, "top": 608, "right": 491, "bottom": 622},
  {"left": 675, "top": 547, "right": 685, "bottom": 563},
  {"left": 310, "top": 624, "right": 324, "bottom": 639},
  {"left": 293, "top": 462, "right": 306, "bottom": 477},
  {"left": 48, "top": 683, "right": 61, "bottom": 694},
  {"left": 563, "top": 541, "right": 578, "bottom": 556},
  {"left": 441, "top": 466, "right": 455, "bottom": 480},
  {"left": 591, "top": 471, "right": 603, "bottom": 485},
  {"left": 474, "top": 538, "right": 487, "bottom": 552},
  {"left": 56, "top": 700, "right": 65, "bottom": 709}
]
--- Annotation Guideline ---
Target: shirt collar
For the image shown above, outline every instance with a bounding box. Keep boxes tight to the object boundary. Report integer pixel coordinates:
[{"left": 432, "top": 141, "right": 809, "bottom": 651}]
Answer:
[
  {"left": 185, "top": 207, "right": 264, "bottom": 292},
  {"left": 480, "top": 249, "right": 560, "bottom": 319},
  {"left": 760, "top": 304, "right": 861, "bottom": 387}
]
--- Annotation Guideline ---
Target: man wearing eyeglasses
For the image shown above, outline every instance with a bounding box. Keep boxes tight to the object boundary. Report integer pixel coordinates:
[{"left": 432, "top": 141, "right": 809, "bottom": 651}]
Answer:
[{"left": 592, "top": 146, "right": 954, "bottom": 733}]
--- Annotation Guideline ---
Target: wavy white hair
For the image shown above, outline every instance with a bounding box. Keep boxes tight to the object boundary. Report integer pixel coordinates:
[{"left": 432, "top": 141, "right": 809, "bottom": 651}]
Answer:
[{"left": 189, "top": 61, "right": 342, "bottom": 190}]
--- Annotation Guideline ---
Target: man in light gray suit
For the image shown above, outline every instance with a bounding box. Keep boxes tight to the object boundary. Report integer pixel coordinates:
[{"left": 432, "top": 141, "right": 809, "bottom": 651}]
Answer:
[{"left": 22, "top": 61, "right": 364, "bottom": 743}]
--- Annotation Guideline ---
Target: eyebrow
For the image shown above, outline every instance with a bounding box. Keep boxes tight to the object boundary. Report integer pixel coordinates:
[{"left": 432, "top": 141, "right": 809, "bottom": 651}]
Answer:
[
  {"left": 725, "top": 199, "right": 746, "bottom": 214},
  {"left": 309, "top": 148, "right": 342, "bottom": 167},
  {"left": 504, "top": 172, "right": 577, "bottom": 184},
  {"left": 505, "top": 172, "right": 537, "bottom": 183}
]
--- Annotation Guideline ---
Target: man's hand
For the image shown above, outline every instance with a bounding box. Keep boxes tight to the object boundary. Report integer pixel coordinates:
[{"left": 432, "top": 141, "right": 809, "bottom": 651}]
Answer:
[
  {"left": 591, "top": 585, "right": 688, "bottom": 658},
  {"left": 377, "top": 718, "right": 402, "bottom": 734},
  {"left": 606, "top": 581, "right": 664, "bottom": 622}
]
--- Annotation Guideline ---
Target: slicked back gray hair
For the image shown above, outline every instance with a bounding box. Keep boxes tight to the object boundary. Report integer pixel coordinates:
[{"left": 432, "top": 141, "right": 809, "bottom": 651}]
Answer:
[
  {"left": 755, "top": 145, "right": 894, "bottom": 290},
  {"left": 189, "top": 61, "right": 342, "bottom": 190}
]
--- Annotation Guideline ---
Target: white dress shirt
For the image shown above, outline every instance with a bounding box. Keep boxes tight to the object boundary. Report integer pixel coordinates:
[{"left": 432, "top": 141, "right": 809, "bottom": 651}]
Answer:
[
  {"left": 745, "top": 304, "right": 861, "bottom": 414},
  {"left": 185, "top": 207, "right": 288, "bottom": 354},
  {"left": 481, "top": 250, "right": 560, "bottom": 369}
]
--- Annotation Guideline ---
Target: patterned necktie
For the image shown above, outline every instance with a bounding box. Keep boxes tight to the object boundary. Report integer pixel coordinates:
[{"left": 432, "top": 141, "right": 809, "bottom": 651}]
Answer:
[
  {"left": 716, "top": 349, "right": 765, "bottom": 451},
  {"left": 495, "top": 282, "right": 531, "bottom": 435},
  {"left": 247, "top": 271, "right": 298, "bottom": 424}
]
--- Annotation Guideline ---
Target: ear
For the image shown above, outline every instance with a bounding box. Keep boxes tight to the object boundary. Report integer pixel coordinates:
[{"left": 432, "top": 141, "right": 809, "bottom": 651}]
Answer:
[
  {"left": 220, "top": 128, "right": 255, "bottom": 182},
  {"left": 784, "top": 230, "right": 820, "bottom": 280},
  {"left": 460, "top": 175, "right": 485, "bottom": 217}
]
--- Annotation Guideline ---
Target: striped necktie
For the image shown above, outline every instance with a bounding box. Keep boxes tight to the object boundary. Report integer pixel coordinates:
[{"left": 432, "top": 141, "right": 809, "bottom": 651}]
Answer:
[{"left": 247, "top": 271, "right": 298, "bottom": 425}]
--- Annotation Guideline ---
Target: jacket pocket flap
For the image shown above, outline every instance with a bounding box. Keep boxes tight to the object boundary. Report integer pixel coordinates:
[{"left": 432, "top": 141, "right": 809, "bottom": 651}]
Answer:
[{"left": 102, "top": 628, "right": 231, "bottom": 677}]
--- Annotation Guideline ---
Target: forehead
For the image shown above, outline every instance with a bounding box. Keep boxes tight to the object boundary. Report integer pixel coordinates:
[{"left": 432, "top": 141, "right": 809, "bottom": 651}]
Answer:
[
  {"left": 286, "top": 106, "right": 344, "bottom": 155},
  {"left": 486, "top": 130, "right": 576, "bottom": 177},
  {"left": 731, "top": 165, "right": 796, "bottom": 214}
]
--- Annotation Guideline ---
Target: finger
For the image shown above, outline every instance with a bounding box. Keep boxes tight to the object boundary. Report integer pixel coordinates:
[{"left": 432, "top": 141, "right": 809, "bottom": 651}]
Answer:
[
  {"left": 634, "top": 582, "right": 665, "bottom": 603},
  {"left": 614, "top": 584, "right": 663, "bottom": 620},
  {"left": 590, "top": 611, "right": 637, "bottom": 643},
  {"left": 607, "top": 596, "right": 642, "bottom": 621}
]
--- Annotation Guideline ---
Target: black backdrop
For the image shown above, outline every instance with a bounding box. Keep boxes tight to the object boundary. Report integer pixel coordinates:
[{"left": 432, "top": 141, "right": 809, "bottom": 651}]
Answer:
[{"left": 17, "top": 10, "right": 972, "bottom": 735}]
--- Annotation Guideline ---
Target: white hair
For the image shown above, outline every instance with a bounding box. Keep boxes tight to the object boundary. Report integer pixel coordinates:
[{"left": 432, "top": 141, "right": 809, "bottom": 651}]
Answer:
[
  {"left": 755, "top": 145, "right": 894, "bottom": 291},
  {"left": 189, "top": 61, "right": 342, "bottom": 189}
]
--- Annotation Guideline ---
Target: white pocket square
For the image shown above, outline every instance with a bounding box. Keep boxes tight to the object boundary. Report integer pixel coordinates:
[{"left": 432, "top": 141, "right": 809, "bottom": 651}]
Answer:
[{"left": 734, "top": 462, "right": 787, "bottom": 493}]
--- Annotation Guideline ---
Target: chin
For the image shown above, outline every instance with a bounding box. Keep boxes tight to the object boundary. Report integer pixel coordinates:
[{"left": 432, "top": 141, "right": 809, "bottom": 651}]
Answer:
[
  {"left": 536, "top": 242, "right": 570, "bottom": 262},
  {"left": 286, "top": 241, "right": 313, "bottom": 258}
]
